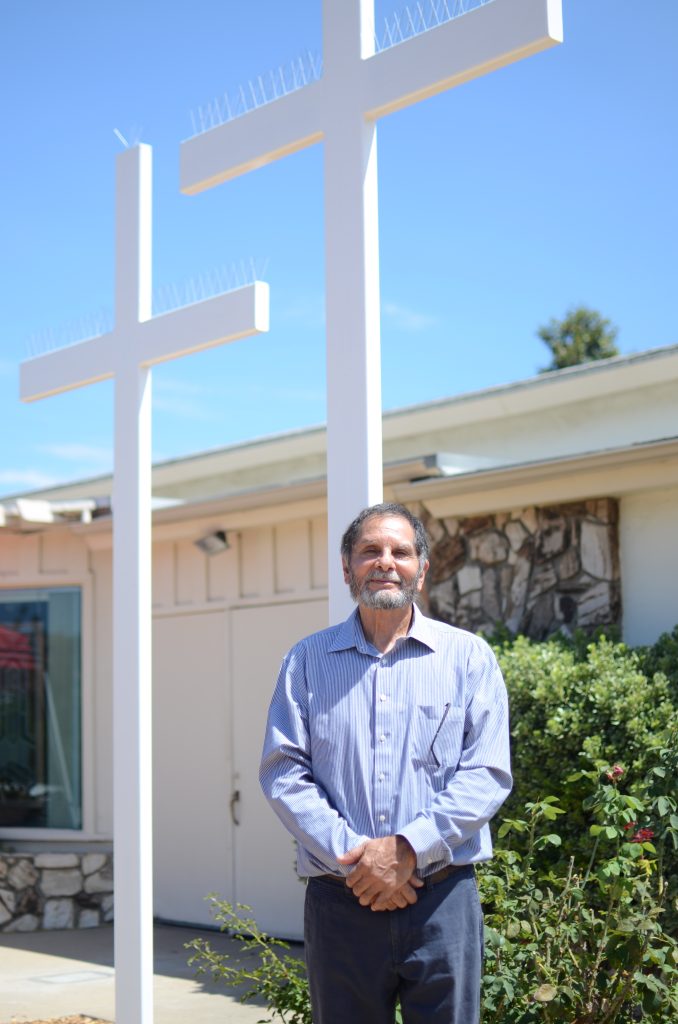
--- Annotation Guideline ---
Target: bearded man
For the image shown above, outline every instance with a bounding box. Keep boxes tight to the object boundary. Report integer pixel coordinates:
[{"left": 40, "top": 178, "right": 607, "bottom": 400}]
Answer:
[{"left": 260, "top": 502, "right": 511, "bottom": 1024}]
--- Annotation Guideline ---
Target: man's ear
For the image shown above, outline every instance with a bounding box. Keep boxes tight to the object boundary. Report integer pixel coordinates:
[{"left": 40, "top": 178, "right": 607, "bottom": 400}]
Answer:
[
  {"left": 342, "top": 558, "right": 350, "bottom": 583},
  {"left": 416, "top": 560, "right": 430, "bottom": 592}
]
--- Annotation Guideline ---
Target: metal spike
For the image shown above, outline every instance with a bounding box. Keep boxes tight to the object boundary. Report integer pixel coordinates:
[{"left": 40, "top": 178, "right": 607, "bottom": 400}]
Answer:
[
  {"left": 307, "top": 50, "right": 319, "bottom": 80},
  {"left": 405, "top": 6, "right": 417, "bottom": 37},
  {"left": 236, "top": 85, "right": 246, "bottom": 117}
]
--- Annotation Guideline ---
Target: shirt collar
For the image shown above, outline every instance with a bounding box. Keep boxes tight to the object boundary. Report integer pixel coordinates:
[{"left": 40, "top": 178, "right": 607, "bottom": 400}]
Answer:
[
  {"left": 407, "top": 603, "right": 439, "bottom": 652},
  {"left": 328, "top": 603, "right": 438, "bottom": 655}
]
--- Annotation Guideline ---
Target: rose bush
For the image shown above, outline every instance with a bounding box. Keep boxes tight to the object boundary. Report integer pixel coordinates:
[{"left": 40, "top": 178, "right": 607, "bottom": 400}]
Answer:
[{"left": 479, "top": 740, "right": 678, "bottom": 1022}]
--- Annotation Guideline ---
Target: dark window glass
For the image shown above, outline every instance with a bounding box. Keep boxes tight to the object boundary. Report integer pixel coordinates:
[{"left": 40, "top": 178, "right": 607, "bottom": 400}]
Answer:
[{"left": 0, "top": 588, "right": 81, "bottom": 829}]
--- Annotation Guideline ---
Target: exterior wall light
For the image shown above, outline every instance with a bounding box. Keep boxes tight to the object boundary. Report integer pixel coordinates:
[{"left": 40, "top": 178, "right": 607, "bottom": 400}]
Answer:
[{"left": 194, "top": 530, "right": 229, "bottom": 556}]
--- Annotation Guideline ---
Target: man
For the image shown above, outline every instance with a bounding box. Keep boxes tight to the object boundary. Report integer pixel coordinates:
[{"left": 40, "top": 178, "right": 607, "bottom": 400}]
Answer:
[{"left": 260, "top": 502, "right": 512, "bottom": 1024}]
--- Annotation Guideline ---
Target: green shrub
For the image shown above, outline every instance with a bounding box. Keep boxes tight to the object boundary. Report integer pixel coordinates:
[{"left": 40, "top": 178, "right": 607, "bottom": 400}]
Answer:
[
  {"left": 495, "top": 632, "right": 678, "bottom": 936},
  {"left": 495, "top": 635, "right": 677, "bottom": 830},
  {"left": 479, "top": 742, "right": 678, "bottom": 1023}
]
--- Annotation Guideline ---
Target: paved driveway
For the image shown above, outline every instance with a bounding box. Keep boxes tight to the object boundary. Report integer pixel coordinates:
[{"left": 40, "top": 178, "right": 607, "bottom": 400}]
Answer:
[{"left": 0, "top": 923, "right": 291, "bottom": 1023}]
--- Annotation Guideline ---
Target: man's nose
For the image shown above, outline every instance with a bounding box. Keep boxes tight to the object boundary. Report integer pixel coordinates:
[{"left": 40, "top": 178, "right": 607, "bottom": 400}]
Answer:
[{"left": 375, "top": 548, "right": 395, "bottom": 569}]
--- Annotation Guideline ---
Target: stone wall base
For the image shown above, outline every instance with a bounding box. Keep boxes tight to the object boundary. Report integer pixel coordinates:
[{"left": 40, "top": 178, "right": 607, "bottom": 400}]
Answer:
[
  {"left": 421, "top": 498, "right": 621, "bottom": 640},
  {"left": 0, "top": 850, "right": 113, "bottom": 931}
]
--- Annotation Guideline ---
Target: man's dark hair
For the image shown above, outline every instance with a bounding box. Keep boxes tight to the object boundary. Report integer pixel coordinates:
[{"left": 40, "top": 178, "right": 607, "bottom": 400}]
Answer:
[{"left": 340, "top": 502, "right": 430, "bottom": 567}]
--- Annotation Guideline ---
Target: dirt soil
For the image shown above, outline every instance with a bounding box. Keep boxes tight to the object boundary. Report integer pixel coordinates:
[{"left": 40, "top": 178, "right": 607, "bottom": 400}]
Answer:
[{"left": 6, "top": 1017, "right": 111, "bottom": 1024}]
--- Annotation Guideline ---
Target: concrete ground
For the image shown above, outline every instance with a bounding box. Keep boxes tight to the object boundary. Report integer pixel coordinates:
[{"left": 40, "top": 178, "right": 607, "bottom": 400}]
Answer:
[{"left": 0, "top": 922, "right": 299, "bottom": 1023}]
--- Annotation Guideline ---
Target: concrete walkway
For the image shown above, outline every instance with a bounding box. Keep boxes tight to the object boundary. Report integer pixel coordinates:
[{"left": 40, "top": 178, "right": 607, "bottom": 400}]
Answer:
[{"left": 0, "top": 922, "right": 297, "bottom": 1023}]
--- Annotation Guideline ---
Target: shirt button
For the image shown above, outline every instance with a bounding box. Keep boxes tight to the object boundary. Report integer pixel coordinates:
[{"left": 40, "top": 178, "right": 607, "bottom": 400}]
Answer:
[
  {"left": 379, "top": 773, "right": 385, "bottom": 781},
  {"left": 379, "top": 814, "right": 386, "bottom": 823},
  {"left": 379, "top": 693, "right": 387, "bottom": 701},
  {"left": 379, "top": 734, "right": 386, "bottom": 743}
]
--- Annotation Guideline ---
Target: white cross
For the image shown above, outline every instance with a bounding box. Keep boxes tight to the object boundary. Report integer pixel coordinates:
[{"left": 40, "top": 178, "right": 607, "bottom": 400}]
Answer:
[
  {"left": 180, "top": 0, "right": 562, "bottom": 623},
  {"left": 20, "top": 144, "right": 269, "bottom": 1024}
]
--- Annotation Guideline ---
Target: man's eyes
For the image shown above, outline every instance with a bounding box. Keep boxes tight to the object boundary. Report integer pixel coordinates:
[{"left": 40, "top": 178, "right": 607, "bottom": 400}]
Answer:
[{"left": 360, "top": 547, "right": 414, "bottom": 558}]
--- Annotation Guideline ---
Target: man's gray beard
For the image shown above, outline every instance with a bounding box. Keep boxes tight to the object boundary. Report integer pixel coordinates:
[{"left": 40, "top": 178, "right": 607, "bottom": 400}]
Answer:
[{"left": 348, "top": 567, "right": 422, "bottom": 610}]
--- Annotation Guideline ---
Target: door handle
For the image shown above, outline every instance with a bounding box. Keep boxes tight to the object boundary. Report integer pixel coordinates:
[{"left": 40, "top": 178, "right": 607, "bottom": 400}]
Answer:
[{"left": 230, "top": 789, "right": 241, "bottom": 826}]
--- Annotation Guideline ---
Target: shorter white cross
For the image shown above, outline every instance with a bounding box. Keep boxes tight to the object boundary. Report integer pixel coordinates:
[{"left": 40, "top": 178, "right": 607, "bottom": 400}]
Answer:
[{"left": 20, "top": 144, "right": 269, "bottom": 1024}]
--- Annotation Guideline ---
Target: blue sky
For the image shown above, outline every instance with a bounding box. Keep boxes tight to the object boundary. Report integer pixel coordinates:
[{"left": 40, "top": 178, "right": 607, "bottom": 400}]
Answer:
[{"left": 1, "top": 0, "right": 676, "bottom": 498}]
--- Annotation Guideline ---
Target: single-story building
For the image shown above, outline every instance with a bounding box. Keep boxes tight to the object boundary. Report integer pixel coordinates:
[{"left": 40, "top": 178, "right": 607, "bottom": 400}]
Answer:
[{"left": 1, "top": 343, "right": 677, "bottom": 938}]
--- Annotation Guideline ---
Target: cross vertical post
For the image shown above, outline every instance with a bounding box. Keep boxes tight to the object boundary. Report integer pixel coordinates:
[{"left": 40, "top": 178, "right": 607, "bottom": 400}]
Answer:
[
  {"left": 323, "top": 1, "right": 383, "bottom": 621},
  {"left": 112, "top": 144, "right": 154, "bottom": 1024}
]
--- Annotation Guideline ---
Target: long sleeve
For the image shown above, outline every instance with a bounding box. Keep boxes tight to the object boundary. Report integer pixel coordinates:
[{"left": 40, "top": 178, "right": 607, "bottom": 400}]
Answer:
[
  {"left": 259, "top": 645, "right": 369, "bottom": 875},
  {"left": 397, "top": 643, "right": 512, "bottom": 871}
]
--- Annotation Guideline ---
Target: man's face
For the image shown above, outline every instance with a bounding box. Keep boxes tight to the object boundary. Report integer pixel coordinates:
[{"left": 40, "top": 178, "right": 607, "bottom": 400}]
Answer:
[{"left": 343, "top": 514, "right": 429, "bottom": 610}]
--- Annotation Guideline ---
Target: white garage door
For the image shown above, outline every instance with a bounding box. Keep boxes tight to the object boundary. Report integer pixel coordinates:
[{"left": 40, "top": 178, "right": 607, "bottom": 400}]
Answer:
[
  {"left": 152, "top": 610, "right": 233, "bottom": 925},
  {"left": 231, "top": 599, "right": 327, "bottom": 940}
]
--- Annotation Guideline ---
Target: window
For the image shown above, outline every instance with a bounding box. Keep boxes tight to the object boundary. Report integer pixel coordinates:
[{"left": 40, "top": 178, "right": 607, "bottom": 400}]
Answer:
[{"left": 0, "top": 588, "right": 81, "bottom": 829}]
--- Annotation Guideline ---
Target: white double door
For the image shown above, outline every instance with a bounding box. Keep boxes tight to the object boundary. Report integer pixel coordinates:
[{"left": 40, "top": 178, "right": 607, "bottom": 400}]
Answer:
[{"left": 152, "top": 598, "right": 327, "bottom": 939}]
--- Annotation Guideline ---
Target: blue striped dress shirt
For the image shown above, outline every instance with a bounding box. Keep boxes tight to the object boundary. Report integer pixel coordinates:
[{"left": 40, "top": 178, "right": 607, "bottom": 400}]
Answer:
[{"left": 260, "top": 604, "right": 512, "bottom": 878}]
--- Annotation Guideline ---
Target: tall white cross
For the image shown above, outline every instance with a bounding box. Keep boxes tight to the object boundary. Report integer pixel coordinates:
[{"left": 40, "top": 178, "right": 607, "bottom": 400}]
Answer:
[
  {"left": 20, "top": 144, "right": 269, "bottom": 1024},
  {"left": 181, "top": 0, "right": 562, "bottom": 623}
]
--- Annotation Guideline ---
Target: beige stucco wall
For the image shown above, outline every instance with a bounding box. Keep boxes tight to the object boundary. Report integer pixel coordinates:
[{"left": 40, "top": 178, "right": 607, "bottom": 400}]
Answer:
[
  {"left": 385, "top": 380, "right": 678, "bottom": 469},
  {"left": 620, "top": 486, "right": 678, "bottom": 646},
  {"left": 2, "top": 483, "right": 678, "bottom": 930}
]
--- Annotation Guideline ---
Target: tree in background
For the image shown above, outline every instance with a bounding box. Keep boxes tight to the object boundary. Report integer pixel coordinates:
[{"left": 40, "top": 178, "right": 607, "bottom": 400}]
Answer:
[{"left": 538, "top": 306, "right": 620, "bottom": 371}]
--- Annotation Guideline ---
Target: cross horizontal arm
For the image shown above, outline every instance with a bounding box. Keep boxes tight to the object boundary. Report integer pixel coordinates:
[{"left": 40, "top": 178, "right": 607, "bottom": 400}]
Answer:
[
  {"left": 136, "top": 281, "right": 269, "bottom": 366},
  {"left": 363, "top": 0, "right": 562, "bottom": 121},
  {"left": 21, "top": 332, "right": 114, "bottom": 402},
  {"left": 181, "top": 81, "right": 324, "bottom": 194},
  {"left": 20, "top": 283, "right": 268, "bottom": 402}
]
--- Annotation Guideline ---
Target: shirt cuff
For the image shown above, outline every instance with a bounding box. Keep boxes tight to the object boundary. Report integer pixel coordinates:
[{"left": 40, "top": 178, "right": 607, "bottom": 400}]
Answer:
[{"left": 397, "top": 820, "right": 449, "bottom": 872}]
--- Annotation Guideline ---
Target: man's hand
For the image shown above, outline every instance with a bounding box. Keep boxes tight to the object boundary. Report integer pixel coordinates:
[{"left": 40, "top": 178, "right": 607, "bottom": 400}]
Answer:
[
  {"left": 371, "top": 878, "right": 424, "bottom": 911},
  {"left": 338, "top": 835, "right": 421, "bottom": 910}
]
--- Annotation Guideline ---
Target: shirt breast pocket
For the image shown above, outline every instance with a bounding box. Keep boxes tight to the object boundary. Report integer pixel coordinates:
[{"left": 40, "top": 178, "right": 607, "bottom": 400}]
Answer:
[{"left": 415, "top": 703, "right": 464, "bottom": 769}]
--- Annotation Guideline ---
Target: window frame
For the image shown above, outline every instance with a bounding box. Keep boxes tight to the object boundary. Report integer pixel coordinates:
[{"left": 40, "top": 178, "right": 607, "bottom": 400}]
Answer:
[{"left": 0, "top": 575, "right": 97, "bottom": 840}]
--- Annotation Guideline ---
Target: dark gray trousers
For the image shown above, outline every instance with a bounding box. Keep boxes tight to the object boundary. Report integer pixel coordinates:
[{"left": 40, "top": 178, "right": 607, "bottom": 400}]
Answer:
[{"left": 304, "top": 865, "right": 483, "bottom": 1024}]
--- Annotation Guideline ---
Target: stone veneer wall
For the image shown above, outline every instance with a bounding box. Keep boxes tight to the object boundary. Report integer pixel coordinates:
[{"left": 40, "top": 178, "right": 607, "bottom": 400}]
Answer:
[
  {"left": 0, "top": 850, "right": 113, "bottom": 931},
  {"left": 421, "top": 499, "right": 621, "bottom": 640}
]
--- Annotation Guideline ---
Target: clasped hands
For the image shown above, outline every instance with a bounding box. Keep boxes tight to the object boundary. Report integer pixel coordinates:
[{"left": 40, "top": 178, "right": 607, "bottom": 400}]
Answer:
[{"left": 337, "top": 835, "right": 422, "bottom": 912}]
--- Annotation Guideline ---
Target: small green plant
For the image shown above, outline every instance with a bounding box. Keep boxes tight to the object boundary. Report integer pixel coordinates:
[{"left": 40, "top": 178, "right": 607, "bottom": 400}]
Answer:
[
  {"left": 479, "top": 745, "right": 678, "bottom": 1023},
  {"left": 186, "top": 898, "right": 311, "bottom": 1024}
]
